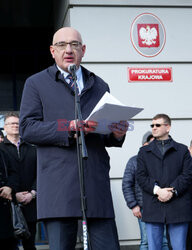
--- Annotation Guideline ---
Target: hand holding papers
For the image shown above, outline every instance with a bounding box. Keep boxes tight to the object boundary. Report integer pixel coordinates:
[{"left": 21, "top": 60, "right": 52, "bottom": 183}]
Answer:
[
  {"left": 85, "top": 92, "right": 143, "bottom": 134},
  {"left": 109, "top": 120, "right": 129, "bottom": 139}
]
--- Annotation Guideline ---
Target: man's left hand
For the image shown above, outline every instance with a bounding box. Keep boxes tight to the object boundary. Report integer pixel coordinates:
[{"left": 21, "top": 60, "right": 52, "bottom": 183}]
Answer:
[
  {"left": 0, "top": 186, "right": 12, "bottom": 200},
  {"left": 109, "top": 120, "right": 129, "bottom": 139}
]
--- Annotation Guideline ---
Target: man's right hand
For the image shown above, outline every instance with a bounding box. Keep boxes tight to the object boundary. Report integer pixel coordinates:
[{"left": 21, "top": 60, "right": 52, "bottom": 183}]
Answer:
[
  {"left": 156, "top": 187, "right": 173, "bottom": 202},
  {"left": 69, "top": 120, "right": 98, "bottom": 134},
  {"left": 132, "top": 205, "right": 142, "bottom": 218}
]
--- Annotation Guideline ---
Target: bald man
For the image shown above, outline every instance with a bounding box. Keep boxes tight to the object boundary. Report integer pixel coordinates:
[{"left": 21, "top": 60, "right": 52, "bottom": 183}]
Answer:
[{"left": 19, "top": 27, "right": 128, "bottom": 250}]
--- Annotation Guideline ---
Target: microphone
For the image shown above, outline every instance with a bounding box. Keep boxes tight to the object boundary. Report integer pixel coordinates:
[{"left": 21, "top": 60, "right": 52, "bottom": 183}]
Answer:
[{"left": 68, "top": 64, "right": 77, "bottom": 76}]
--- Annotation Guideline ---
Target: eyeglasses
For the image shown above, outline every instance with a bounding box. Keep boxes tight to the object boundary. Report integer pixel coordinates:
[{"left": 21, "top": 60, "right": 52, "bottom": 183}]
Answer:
[
  {"left": 53, "top": 41, "right": 82, "bottom": 51},
  {"left": 150, "top": 124, "right": 167, "bottom": 128},
  {"left": 5, "top": 122, "right": 19, "bottom": 126}
]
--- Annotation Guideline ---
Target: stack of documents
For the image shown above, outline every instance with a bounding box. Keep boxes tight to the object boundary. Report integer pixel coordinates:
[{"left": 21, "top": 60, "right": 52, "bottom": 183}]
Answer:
[{"left": 86, "top": 92, "right": 143, "bottom": 134}]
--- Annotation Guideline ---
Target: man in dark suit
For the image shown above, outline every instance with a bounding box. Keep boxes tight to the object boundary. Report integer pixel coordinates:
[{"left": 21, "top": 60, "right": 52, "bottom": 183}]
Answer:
[
  {"left": 137, "top": 114, "right": 192, "bottom": 250},
  {"left": 0, "top": 148, "right": 19, "bottom": 250},
  {"left": 0, "top": 112, "right": 37, "bottom": 250},
  {"left": 19, "top": 27, "right": 128, "bottom": 250}
]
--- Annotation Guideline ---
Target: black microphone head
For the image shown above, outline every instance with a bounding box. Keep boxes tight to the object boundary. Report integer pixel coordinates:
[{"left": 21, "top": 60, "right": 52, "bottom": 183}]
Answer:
[{"left": 68, "top": 64, "right": 77, "bottom": 73}]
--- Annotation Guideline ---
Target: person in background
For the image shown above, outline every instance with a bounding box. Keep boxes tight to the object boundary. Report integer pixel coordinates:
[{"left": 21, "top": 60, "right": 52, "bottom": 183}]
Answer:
[
  {"left": 0, "top": 148, "right": 19, "bottom": 250},
  {"left": 189, "top": 140, "right": 192, "bottom": 157},
  {"left": 186, "top": 139, "right": 192, "bottom": 250},
  {"left": 122, "top": 132, "right": 170, "bottom": 250},
  {"left": 137, "top": 114, "right": 192, "bottom": 250},
  {"left": 0, "top": 112, "right": 37, "bottom": 250},
  {"left": 0, "top": 130, "right": 4, "bottom": 143}
]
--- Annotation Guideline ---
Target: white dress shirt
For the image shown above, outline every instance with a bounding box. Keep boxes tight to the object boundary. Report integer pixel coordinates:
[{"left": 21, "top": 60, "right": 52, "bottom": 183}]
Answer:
[{"left": 57, "top": 65, "right": 84, "bottom": 94}]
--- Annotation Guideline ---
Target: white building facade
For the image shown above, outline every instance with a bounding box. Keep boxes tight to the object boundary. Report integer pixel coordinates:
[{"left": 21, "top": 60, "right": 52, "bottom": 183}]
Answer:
[{"left": 58, "top": 0, "right": 192, "bottom": 246}]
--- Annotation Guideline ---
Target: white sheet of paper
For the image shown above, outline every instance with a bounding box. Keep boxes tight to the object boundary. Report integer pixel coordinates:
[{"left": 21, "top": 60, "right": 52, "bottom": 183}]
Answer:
[{"left": 86, "top": 92, "right": 143, "bottom": 134}]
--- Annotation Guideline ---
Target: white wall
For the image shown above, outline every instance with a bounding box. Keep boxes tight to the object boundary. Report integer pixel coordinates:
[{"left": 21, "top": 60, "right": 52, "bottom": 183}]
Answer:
[
  {"left": 82, "top": 63, "right": 192, "bottom": 119},
  {"left": 70, "top": 7, "right": 192, "bottom": 62},
  {"left": 69, "top": 0, "right": 192, "bottom": 6},
  {"left": 62, "top": 1, "right": 192, "bottom": 245}
]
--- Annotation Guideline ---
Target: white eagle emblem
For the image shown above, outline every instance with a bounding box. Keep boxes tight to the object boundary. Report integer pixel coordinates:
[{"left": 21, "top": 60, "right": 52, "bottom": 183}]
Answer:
[{"left": 139, "top": 25, "right": 158, "bottom": 46}]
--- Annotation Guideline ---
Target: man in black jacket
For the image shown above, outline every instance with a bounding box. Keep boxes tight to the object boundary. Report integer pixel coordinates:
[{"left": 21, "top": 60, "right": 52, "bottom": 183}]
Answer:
[
  {"left": 137, "top": 114, "right": 192, "bottom": 250},
  {"left": 0, "top": 112, "right": 37, "bottom": 250},
  {"left": 122, "top": 132, "right": 169, "bottom": 250},
  {"left": 0, "top": 148, "right": 19, "bottom": 250}
]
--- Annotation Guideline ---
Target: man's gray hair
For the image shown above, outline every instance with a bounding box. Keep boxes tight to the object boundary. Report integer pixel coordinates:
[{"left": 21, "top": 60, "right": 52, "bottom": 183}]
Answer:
[{"left": 4, "top": 111, "right": 19, "bottom": 122}]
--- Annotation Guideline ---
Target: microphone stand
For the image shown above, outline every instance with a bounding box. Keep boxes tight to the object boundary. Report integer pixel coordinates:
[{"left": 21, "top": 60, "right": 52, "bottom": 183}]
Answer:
[{"left": 70, "top": 69, "right": 92, "bottom": 250}]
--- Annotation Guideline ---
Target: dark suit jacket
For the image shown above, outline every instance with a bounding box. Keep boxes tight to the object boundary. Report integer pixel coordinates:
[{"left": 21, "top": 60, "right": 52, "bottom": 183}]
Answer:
[
  {"left": 0, "top": 137, "right": 37, "bottom": 222},
  {"left": 0, "top": 149, "right": 19, "bottom": 239},
  {"left": 136, "top": 138, "right": 192, "bottom": 224},
  {"left": 19, "top": 64, "right": 125, "bottom": 220}
]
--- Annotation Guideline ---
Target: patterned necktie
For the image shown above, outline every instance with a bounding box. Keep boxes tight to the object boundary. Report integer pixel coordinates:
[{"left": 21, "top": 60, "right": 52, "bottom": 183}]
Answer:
[{"left": 66, "top": 74, "right": 79, "bottom": 94}]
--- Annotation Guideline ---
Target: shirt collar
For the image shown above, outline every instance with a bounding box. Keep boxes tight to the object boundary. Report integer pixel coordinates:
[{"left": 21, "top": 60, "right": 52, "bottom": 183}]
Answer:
[
  {"left": 56, "top": 65, "right": 82, "bottom": 81},
  {"left": 56, "top": 65, "right": 84, "bottom": 93}
]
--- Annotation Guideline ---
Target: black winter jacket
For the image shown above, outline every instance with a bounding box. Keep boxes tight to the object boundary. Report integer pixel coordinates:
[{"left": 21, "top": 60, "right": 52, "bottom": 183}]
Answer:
[
  {"left": 122, "top": 155, "right": 143, "bottom": 209},
  {"left": 0, "top": 137, "right": 37, "bottom": 222},
  {"left": 137, "top": 138, "right": 192, "bottom": 224},
  {"left": 0, "top": 149, "right": 19, "bottom": 239}
]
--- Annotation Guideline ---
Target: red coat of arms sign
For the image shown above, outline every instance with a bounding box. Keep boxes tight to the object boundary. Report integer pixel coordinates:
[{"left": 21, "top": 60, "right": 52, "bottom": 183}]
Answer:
[
  {"left": 137, "top": 24, "right": 160, "bottom": 47},
  {"left": 131, "top": 13, "right": 166, "bottom": 57}
]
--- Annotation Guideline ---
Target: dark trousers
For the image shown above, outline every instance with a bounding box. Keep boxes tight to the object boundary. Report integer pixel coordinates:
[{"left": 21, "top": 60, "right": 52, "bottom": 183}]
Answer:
[
  {"left": 44, "top": 218, "right": 120, "bottom": 250},
  {"left": 0, "top": 238, "right": 18, "bottom": 250},
  {"left": 21, "top": 221, "right": 37, "bottom": 250}
]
